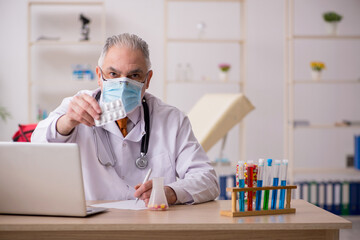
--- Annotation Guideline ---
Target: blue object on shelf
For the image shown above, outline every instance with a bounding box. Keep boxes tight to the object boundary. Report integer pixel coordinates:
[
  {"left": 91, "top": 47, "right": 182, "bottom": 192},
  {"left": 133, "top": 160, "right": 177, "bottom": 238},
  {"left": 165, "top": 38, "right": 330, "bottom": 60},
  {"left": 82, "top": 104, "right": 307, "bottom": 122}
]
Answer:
[
  {"left": 349, "top": 182, "right": 358, "bottom": 215},
  {"left": 219, "top": 176, "right": 227, "bottom": 200},
  {"left": 355, "top": 135, "right": 360, "bottom": 170}
]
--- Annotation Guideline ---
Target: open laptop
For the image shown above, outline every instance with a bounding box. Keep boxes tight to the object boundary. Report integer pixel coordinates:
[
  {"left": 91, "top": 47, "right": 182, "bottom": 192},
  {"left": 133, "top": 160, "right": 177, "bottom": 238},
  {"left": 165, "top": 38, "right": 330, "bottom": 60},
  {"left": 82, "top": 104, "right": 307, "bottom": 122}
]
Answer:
[{"left": 0, "top": 142, "right": 107, "bottom": 217}]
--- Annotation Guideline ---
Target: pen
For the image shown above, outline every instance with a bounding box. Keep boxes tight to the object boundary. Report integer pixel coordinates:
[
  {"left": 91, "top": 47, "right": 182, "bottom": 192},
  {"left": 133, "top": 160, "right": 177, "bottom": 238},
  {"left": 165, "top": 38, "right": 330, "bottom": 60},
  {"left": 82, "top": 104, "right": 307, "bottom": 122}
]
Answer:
[
  {"left": 271, "top": 160, "right": 281, "bottom": 210},
  {"left": 255, "top": 159, "right": 264, "bottom": 211},
  {"left": 263, "top": 159, "right": 272, "bottom": 210},
  {"left": 135, "top": 168, "right": 152, "bottom": 204},
  {"left": 279, "top": 159, "right": 288, "bottom": 209}
]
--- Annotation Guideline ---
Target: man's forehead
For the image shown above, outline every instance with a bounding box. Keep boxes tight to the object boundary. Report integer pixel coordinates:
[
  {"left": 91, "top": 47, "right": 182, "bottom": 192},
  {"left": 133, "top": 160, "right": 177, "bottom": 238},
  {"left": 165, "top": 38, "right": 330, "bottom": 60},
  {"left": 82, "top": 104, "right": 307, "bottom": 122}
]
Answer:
[
  {"left": 106, "top": 45, "right": 144, "bottom": 58},
  {"left": 104, "top": 46, "right": 146, "bottom": 65}
]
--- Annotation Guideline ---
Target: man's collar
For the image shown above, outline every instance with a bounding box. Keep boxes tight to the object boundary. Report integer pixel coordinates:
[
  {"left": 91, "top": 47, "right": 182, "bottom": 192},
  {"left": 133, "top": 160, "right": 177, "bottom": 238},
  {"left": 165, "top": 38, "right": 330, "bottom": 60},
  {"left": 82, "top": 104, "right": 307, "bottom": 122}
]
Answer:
[{"left": 126, "top": 105, "right": 141, "bottom": 126}]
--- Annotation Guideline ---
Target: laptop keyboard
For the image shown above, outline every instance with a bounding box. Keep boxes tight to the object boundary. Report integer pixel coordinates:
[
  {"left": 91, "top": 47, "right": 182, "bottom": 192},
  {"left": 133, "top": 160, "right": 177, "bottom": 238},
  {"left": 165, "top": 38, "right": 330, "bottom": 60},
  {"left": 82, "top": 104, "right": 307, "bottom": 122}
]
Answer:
[{"left": 86, "top": 207, "right": 95, "bottom": 213}]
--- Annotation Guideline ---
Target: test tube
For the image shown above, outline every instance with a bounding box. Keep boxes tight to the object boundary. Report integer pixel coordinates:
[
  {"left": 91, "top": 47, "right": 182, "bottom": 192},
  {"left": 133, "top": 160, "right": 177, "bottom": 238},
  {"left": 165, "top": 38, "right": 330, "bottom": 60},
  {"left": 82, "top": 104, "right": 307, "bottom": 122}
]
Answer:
[
  {"left": 263, "top": 159, "right": 272, "bottom": 210},
  {"left": 255, "top": 159, "right": 264, "bottom": 210},
  {"left": 279, "top": 159, "right": 288, "bottom": 209},
  {"left": 271, "top": 160, "right": 281, "bottom": 210},
  {"left": 247, "top": 162, "right": 255, "bottom": 211},
  {"left": 238, "top": 161, "right": 245, "bottom": 212}
]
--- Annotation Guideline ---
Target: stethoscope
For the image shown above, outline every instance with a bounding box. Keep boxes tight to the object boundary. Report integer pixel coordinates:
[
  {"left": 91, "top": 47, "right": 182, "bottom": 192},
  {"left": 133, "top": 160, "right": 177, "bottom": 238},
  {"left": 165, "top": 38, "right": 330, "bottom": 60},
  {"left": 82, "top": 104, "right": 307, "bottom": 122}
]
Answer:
[{"left": 92, "top": 91, "right": 150, "bottom": 169}]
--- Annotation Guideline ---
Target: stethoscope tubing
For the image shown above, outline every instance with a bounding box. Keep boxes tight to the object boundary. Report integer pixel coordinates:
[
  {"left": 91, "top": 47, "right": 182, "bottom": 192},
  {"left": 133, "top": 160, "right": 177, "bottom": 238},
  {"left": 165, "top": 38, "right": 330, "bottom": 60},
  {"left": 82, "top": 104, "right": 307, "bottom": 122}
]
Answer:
[{"left": 93, "top": 91, "right": 150, "bottom": 168}]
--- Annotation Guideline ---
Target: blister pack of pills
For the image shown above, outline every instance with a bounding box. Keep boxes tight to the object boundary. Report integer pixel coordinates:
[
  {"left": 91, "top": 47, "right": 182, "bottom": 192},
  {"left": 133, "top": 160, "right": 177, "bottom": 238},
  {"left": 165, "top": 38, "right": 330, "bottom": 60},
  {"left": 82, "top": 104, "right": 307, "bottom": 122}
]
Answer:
[{"left": 94, "top": 99, "right": 126, "bottom": 126}]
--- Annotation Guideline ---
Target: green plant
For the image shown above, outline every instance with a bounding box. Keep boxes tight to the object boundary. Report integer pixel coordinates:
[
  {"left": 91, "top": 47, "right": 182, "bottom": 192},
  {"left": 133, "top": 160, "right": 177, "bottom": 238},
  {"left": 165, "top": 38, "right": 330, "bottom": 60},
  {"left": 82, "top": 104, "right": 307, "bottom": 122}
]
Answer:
[
  {"left": 323, "top": 12, "right": 342, "bottom": 22},
  {"left": 218, "top": 63, "right": 231, "bottom": 72},
  {"left": 0, "top": 106, "right": 11, "bottom": 122},
  {"left": 310, "top": 62, "right": 326, "bottom": 72}
]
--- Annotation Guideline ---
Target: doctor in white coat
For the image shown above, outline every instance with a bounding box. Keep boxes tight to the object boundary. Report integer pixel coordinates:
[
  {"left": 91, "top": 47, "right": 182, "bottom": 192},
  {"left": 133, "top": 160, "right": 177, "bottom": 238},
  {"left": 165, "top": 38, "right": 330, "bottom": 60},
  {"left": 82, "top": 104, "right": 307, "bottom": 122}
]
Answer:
[{"left": 32, "top": 33, "right": 220, "bottom": 205}]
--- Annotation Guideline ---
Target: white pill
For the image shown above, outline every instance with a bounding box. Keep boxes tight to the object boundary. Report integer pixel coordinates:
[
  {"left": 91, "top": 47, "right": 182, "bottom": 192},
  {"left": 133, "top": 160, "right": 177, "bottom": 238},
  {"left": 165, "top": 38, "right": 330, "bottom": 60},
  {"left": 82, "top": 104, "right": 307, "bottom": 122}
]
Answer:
[
  {"left": 110, "top": 102, "right": 115, "bottom": 109},
  {"left": 116, "top": 99, "right": 122, "bottom": 107},
  {"left": 106, "top": 113, "right": 112, "bottom": 121},
  {"left": 104, "top": 103, "right": 110, "bottom": 111}
]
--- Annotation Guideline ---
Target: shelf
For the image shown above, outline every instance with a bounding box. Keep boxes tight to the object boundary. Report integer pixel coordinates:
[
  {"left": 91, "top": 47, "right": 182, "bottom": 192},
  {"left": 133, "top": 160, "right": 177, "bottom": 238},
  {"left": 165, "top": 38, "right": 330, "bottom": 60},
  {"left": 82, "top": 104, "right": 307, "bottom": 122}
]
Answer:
[
  {"left": 167, "top": 38, "right": 244, "bottom": 44},
  {"left": 291, "top": 80, "right": 360, "bottom": 84},
  {"left": 294, "top": 168, "right": 360, "bottom": 175},
  {"left": 292, "top": 124, "right": 360, "bottom": 129},
  {"left": 167, "top": 80, "right": 243, "bottom": 85},
  {"left": 166, "top": 0, "right": 244, "bottom": 2},
  {"left": 28, "top": 0, "right": 106, "bottom": 122},
  {"left": 284, "top": 0, "right": 360, "bottom": 184},
  {"left": 288, "top": 35, "right": 360, "bottom": 40},
  {"left": 30, "top": 81, "right": 98, "bottom": 89},
  {"left": 29, "top": 1, "right": 104, "bottom": 6},
  {"left": 30, "top": 41, "right": 103, "bottom": 46},
  {"left": 164, "top": 0, "right": 247, "bottom": 161}
]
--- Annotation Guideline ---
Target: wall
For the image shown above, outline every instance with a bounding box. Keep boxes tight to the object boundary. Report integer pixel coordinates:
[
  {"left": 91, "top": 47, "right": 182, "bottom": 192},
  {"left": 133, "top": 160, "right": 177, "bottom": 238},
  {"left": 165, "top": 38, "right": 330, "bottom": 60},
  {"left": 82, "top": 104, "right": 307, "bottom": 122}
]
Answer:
[{"left": 0, "top": 0, "right": 359, "bottom": 180}]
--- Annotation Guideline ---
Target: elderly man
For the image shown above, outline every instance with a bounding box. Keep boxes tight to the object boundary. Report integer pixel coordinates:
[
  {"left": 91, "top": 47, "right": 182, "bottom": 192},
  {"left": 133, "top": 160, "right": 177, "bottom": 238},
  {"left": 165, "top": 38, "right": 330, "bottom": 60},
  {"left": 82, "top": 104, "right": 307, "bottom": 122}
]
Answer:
[{"left": 32, "top": 33, "right": 219, "bottom": 205}]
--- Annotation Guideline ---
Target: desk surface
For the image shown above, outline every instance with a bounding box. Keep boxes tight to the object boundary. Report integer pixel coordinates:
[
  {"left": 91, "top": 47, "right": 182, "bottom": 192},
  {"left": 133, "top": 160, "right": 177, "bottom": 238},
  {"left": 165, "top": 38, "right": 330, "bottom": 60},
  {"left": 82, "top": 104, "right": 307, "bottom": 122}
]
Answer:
[{"left": 0, "top": 200, "right": 351, "bottom": 232}]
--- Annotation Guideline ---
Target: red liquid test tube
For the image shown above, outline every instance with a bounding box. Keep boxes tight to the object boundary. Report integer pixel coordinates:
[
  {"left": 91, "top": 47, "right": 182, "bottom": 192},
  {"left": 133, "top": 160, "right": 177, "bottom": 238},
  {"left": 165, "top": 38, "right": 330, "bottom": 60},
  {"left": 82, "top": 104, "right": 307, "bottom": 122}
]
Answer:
[{"left": 247, "top": 164, "right": 254, "bottom": 211}]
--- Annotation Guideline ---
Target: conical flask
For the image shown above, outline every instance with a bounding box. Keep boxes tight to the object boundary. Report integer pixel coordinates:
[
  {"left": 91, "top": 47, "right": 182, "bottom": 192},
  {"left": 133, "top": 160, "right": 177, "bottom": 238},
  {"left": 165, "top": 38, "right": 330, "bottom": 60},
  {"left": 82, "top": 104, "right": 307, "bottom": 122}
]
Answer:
[{"left": 148, "top": 177, "right": 169, "bottom": 211}]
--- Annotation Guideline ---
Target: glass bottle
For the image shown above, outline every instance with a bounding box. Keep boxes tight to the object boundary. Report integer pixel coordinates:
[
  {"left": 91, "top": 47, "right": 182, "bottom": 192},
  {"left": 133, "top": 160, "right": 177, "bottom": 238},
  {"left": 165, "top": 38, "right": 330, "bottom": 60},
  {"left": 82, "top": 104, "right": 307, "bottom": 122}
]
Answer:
[{"left": 148, "top": 177, "right": 169, "bottom": 211}]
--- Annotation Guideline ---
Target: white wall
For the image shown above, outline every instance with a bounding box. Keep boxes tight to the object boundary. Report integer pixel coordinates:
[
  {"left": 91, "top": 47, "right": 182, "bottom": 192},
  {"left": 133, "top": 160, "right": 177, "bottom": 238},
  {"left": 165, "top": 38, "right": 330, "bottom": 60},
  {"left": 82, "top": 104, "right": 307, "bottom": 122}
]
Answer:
[{"left": 0, "top": 0, "right": 359, "bottom": 180}]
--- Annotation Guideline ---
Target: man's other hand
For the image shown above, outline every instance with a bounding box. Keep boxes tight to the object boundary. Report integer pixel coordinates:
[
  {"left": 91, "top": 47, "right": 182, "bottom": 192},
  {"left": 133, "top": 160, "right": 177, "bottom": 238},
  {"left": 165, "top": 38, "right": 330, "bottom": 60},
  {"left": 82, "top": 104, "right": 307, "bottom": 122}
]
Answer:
[{"left": 134, "top": 180, "right": 177, "bottom": 206}]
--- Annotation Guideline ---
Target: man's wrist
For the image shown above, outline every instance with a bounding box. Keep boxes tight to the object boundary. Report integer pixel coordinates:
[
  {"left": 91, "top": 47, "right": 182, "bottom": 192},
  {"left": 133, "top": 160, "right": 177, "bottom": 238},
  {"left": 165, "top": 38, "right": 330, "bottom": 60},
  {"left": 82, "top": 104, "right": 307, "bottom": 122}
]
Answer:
[
  {"left": 164, "top": 186, "right": 177, "bottom": 205},
  {"left": 56, "top": 115, "right": 77, "bottom": 136}
]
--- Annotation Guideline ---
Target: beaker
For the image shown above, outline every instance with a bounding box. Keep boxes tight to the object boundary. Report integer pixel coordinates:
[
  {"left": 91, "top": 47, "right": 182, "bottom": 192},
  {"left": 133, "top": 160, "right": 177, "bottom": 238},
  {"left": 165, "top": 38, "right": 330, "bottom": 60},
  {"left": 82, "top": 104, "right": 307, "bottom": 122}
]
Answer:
[{"left": 148, "top": 177, "right": 169, "bottom": 211}]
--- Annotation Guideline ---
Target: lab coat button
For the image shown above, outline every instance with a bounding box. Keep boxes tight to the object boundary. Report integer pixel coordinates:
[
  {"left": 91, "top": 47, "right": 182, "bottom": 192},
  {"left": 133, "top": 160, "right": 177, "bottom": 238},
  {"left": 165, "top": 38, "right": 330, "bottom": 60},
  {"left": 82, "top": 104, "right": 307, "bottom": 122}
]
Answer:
[{"left": 122, "top": 143, "right": 126, "bottom": 147}]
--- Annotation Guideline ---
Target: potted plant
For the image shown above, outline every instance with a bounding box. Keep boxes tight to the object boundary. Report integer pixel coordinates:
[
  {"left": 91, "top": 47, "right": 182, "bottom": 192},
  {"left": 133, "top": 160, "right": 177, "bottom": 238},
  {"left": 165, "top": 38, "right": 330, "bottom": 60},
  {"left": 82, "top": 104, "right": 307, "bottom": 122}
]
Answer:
[
  {"left": 323, "top": 11, "right": 343, "bottom": 35},
  {"left": 0, "top": 106, "right": 11, "bottom": 122},
  {"left": 310, "top": 61, "right": 326, "bottom": 81},
  {"left": 218, "top": 63, "right": 231, "bottom": 82}
]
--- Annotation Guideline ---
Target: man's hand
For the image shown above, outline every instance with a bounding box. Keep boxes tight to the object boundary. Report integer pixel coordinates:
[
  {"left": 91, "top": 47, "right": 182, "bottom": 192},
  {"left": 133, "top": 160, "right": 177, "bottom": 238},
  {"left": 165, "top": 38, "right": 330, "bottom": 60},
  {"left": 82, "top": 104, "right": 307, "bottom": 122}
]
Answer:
[
  {"left": 56, "top": 94, "right": 101, "bottom": 135},
  {"left": 134, "top": 180, "right": 177, "bottom": 206}
]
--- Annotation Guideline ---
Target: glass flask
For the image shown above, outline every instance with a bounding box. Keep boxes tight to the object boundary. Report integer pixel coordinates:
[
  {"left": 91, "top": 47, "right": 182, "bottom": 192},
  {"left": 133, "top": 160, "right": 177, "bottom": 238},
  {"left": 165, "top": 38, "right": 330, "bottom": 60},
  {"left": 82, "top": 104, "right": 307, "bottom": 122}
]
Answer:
[{"left": 147, "top": 177, "right": 169, "bottom": 211}]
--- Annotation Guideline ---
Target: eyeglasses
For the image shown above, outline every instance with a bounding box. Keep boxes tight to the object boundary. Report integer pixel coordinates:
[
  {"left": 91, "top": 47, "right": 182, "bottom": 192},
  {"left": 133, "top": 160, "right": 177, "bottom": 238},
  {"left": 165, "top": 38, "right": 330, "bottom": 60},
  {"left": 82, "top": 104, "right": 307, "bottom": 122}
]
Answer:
[{"left": 99, "top": 66, "right": 149, "bottom": 84}]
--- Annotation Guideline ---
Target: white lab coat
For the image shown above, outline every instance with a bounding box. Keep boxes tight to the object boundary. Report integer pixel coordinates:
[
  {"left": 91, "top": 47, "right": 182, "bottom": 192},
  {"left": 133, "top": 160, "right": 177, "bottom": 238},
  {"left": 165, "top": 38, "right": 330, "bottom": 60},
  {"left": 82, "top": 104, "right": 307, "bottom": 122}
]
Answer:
[{"left": 32, "top": 89, "right": 220, "bottom": 203}]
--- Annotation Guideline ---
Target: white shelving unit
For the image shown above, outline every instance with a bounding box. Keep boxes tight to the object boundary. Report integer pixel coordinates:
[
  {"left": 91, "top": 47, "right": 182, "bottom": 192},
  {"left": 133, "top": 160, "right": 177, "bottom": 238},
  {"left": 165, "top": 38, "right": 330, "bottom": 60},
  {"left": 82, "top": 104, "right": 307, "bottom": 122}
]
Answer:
[
  {"left": 27, "top": 1, "right": 106, "bottom": 122},
  {"left": 164, "top": 0, "right": 247, "bottom": 162},
  {"left": 284, "top": 0, "right": 360, "bottom": 181}
]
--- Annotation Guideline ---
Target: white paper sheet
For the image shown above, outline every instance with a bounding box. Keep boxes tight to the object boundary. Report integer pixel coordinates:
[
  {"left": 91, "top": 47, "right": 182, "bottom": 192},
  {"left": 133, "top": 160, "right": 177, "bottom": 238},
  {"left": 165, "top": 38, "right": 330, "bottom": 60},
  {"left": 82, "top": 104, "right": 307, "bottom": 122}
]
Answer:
[{"left": 90, "top": 200, "right": 148, "bottom": 210}]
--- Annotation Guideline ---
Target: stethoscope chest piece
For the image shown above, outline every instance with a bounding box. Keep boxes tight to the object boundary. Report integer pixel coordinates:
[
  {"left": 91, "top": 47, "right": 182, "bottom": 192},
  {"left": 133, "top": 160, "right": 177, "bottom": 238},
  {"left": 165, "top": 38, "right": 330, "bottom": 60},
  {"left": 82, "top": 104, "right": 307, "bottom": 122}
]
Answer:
[{"left": 135, "top": 153, "right": 148, "bottom": 169}]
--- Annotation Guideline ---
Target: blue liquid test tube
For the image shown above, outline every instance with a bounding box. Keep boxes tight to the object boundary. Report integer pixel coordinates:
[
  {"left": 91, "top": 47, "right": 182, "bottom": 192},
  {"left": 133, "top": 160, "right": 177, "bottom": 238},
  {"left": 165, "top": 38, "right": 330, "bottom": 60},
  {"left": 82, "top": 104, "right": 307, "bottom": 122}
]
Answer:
[
  {"left": 279, "top": 159, "right": 288, "bottom": 209},
  {"left": 271, "top": 160, "right": 281, "bottom": 210},
  {"left": 238, "top": 161, "right": 245, "bottom": 212},
  {"left": 255, "top": 159, "right": 264, "bottom": 210}
]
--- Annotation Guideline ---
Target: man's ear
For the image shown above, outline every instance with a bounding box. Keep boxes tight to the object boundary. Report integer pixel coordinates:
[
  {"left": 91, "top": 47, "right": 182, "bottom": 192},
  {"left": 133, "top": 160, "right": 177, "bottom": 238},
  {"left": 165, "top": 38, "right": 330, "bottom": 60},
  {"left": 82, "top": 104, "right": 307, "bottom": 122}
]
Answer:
[
  {"left": 146, "top": 70, "right": 153, "bottom": 89},
  {"left": 96, "top": 66, "right": 102, "bottom": 88}
]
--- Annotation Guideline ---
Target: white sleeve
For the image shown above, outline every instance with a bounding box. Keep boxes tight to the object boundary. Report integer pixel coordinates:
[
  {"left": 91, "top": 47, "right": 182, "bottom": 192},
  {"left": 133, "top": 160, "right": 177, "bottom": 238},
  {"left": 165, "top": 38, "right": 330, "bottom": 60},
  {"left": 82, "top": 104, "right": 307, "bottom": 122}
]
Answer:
[
  {"left": 167, "top": 116, "right": 220, "bottom": 204},
  {"left": 31, "top": 96, "right": 77, "bottom": 143}
]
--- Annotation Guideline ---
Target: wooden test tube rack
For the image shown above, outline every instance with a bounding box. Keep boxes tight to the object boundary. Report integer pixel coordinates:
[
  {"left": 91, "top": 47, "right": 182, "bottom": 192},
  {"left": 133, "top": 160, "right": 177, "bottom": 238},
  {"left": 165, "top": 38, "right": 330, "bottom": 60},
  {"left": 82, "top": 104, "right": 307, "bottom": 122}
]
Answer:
[{"left": 220, "top": 185, "right": 297, "bottom": 217}]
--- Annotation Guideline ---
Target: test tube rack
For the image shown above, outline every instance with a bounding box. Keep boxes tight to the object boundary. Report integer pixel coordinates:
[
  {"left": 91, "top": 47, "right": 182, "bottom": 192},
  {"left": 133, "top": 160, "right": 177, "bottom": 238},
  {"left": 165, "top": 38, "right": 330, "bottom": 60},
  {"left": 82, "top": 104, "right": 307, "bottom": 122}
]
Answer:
[{"left": 220, "top": 185, "right": 297, "bottom": 217}]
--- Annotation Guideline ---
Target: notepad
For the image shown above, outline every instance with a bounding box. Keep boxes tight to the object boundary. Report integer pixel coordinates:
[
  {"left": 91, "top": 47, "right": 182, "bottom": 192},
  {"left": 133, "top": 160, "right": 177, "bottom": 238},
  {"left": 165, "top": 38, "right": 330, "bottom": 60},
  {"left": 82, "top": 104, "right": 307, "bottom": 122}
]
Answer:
[{"left": 91, "top": 200, "right": 147, "bottom": 210}]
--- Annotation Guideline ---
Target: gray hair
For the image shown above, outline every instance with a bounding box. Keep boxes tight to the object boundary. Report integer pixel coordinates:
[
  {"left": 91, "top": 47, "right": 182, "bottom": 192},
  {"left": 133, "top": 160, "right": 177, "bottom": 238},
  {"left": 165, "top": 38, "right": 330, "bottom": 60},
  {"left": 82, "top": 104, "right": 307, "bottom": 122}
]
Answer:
[{"left": 98, "top": 33, "right": 151, "bottom": 69}]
